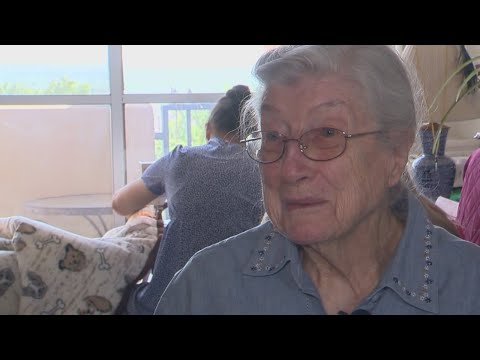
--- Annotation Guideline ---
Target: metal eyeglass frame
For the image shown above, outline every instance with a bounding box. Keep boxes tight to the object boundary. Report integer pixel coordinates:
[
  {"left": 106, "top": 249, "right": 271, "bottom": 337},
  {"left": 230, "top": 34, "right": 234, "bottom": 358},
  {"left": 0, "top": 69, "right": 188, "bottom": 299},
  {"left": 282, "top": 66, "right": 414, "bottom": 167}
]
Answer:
[{"left": 240, "top": 128, "right": 382, "bottom": 164}]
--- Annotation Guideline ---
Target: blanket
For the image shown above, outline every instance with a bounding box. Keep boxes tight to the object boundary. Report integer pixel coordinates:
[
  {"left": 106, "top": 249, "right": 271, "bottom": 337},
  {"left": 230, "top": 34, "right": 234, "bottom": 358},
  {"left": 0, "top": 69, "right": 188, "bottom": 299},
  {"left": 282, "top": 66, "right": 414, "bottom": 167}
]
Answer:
[{"left": 0, "top": 209, "right": 158, "bottom": 315}]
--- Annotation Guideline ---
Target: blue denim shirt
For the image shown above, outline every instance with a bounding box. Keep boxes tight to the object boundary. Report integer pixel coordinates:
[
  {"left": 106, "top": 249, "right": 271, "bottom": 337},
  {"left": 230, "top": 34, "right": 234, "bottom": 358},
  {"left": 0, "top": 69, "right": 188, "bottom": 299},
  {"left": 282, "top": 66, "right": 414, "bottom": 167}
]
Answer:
[{"left": 155, "top": 193, "right": 480, "bottom": 314}]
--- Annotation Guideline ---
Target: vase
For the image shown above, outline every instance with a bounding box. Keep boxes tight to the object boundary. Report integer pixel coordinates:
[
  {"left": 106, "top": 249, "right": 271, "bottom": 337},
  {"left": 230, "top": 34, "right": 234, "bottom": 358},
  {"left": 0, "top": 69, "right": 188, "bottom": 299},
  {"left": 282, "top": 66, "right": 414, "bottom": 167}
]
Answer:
[{"left": 411, "top": 126, "right": 456, "bottom": 201}]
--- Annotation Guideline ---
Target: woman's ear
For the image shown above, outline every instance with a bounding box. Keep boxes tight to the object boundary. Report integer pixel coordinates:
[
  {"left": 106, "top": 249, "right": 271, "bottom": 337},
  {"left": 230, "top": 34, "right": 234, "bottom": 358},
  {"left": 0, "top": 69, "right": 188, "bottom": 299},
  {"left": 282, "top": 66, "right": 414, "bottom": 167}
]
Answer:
[
  {"left": 385, "top": 132, "right": 412, "bottom": 188},
  {"left": 387, "top": 156, "right": 407, "bottom": 188},
  {"left": 205, "top": 122, "right": 212, "bottom": 141}
]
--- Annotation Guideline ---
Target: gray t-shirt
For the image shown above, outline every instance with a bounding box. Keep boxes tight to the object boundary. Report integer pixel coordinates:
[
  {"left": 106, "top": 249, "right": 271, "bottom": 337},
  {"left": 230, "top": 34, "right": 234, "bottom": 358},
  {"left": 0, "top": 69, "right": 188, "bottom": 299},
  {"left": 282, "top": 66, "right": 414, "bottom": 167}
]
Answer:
[
  {"left": 156, "top": 193, "right": 480, "bottom": 314},
  {"left": 127, "top": 137, "right": 263, "bottom": 314}
]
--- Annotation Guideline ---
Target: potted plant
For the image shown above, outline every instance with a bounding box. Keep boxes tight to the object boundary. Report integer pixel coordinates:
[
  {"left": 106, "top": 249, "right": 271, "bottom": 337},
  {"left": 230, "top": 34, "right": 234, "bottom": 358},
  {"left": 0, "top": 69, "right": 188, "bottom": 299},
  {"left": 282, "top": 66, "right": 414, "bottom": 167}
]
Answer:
[
  {"left": 412, "top": 46, "right": 480, "bottom": 200},
  {"left": 428, "top": 50, "right": 480, "bottom": 158}
]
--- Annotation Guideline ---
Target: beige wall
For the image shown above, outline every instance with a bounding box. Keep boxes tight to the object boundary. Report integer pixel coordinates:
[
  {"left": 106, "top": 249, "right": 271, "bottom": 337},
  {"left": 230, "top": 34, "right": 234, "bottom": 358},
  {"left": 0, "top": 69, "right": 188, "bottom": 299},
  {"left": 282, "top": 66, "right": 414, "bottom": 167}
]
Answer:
[
  {"left": 403, "top": 45, "right": 480, "bottom": 124},
  {"left": 0, "top": 104, "right": 154, "bottom": 237},
  {"left": 125, "top": 104, "right": 156, "bottom": 184},
  {"left": 403, "top": 45, "right": 480, "bottom": 158}
]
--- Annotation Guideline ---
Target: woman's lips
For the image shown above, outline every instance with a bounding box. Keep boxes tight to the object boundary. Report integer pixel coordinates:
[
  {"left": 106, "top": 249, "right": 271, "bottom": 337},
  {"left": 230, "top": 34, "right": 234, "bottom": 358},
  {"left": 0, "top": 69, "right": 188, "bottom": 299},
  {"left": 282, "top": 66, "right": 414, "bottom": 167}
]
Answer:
[{"left": 284, "top": 199, "right": 328, "bottom": 211}]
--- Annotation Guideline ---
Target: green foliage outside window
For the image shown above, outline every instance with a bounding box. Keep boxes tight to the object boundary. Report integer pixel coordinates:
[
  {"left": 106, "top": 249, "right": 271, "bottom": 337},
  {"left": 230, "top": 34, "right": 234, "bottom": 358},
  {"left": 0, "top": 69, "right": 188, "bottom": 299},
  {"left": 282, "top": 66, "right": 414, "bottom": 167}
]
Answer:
[
  {"left": 0, "top": 76, "right": 92, "bottom": 95},
  {"left": 155, "top": 108, "right": 211, "bottom": 159},
  {"left": 168, "top": 110, "right": 188, "bottom": 151},
  {"left": 190, "top": 110, "right": 210, "bottom": 145},
  {"left": 155, "top": 140, "right": 164, "bottom": 159},
  {"left": 2, "top": 76, "right": 213, "bottom": 161}
]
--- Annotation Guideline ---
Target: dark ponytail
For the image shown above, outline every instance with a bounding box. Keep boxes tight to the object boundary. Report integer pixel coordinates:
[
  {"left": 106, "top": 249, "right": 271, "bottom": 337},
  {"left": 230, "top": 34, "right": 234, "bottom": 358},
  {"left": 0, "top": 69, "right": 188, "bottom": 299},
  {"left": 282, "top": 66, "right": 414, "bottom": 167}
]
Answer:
[{"left": 208, "top": 85, "right": 251, "bottom": 134}]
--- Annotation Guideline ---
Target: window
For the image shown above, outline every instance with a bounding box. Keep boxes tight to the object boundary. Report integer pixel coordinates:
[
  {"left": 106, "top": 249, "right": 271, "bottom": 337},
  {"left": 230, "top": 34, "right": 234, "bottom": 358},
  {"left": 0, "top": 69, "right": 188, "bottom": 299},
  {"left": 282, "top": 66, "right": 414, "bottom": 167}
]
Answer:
[
  {"left": 0, "top": 104, "right": 113, "bottom": 236},
  {"left": 0, "top": 45, "right": 271, "bottom": 234},
  {"left": 122, "top": 45, "right": 267, "bottom": 93},
  {"left": 0, "top": 46, "right": 109, "bottom": 95}
]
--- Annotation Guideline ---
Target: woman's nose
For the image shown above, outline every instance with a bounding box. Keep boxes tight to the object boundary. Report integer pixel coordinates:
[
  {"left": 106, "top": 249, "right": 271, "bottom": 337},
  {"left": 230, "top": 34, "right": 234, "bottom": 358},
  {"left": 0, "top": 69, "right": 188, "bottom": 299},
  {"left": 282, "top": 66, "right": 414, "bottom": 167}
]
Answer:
[
  {"left": 283, "top": 139, "right": 305, "bottom": 159},
  {"left": 280, "top": 139, "right": 309, "bottom": 181}
]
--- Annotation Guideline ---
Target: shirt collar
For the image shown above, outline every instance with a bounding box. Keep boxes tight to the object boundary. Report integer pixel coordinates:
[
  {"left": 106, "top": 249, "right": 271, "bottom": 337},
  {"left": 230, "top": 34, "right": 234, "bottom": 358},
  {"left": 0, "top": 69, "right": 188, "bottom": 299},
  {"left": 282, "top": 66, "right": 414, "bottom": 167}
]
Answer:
[
  {"left": 210, "top": 136, "right": 234, "bottom": 145},
  {"left": 242, "top": 193, "right": 440, "bottom": 314},
  {"left": 209, "top": 136, "right": 224, "bottom": 146},
  {"left": 375, "top": 193, "right": 439, "bottom": 314},
  {"left": 242, "top": 221, "right": 297, "bottom": 277}
]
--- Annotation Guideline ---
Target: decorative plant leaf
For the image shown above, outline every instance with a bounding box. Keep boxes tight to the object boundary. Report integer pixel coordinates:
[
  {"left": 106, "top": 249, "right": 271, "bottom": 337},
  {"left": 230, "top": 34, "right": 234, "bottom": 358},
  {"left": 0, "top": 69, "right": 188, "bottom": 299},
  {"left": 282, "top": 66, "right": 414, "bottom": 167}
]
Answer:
[
  {"left": 427, "top": 52, "right": 480, "bottom": 157},
  {"left": 428, "top": 55, "right": 480, "bottom": 113},
  {"left": 456, "top": 68, "right": 480, "bottom": 102},
  {"left": 459, "top": 45, "right": 478, "bottom": 92},
  {"left": 432, "top": 79, "right": 480, "bottom": 156}
]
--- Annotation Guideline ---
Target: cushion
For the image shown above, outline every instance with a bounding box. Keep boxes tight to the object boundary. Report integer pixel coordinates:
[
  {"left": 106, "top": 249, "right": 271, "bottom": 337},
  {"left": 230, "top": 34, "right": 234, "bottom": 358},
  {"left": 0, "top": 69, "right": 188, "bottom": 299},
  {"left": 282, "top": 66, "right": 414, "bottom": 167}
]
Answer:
[
  {"left": 0, "top": 210, "right": 157, "bottom": 315},
  {"left": 0, "top": 242, "right": 21, "bottom": 315}
]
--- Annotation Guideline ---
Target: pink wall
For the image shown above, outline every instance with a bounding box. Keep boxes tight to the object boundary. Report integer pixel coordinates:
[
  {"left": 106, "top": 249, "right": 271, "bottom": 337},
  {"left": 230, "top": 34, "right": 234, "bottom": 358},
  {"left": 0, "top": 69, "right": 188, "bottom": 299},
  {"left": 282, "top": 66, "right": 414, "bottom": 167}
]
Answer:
[{"left": 0, "top": 104, "right": 154, "bottom": 237}]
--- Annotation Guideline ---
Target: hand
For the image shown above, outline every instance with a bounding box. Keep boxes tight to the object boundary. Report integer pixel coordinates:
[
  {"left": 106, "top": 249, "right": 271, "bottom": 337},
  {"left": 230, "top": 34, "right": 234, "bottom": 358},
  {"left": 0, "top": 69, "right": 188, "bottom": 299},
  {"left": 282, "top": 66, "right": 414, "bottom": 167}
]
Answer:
[
  {"left": 114, "top": 220, "right": 163, "bottom": 315},
  {"left": 155, "top": 206, "right": 165, "bottom": 240},
  {"left": 134, "top": 215, "right": 163, "bottom": 284}
]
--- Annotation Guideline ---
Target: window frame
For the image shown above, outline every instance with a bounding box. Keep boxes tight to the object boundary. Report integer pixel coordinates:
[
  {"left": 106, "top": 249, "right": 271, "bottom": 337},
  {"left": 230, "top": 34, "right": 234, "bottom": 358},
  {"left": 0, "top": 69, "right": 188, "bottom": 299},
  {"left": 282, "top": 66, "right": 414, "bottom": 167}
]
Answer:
[{"left": 0, "top": 45, "right": 225, "bottom": 226}]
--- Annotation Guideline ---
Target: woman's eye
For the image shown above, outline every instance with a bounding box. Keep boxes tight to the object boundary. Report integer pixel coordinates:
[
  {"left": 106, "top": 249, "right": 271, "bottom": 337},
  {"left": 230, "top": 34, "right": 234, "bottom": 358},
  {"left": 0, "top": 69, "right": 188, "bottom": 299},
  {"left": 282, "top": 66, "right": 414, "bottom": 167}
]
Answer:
[
  {"left": 265, "top": 132, "right": 281, "bottom": 142},
  {"left": 321, "top": 128, "right": 336, "bottom": 137}
]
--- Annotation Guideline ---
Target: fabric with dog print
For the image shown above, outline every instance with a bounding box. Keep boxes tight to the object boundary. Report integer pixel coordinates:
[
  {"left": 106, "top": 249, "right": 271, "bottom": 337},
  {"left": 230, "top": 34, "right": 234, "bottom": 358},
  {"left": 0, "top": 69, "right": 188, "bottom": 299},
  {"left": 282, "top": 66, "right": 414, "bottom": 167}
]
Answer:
[{"left": 0, "top": 213, "right": 157, "bottom": 315}]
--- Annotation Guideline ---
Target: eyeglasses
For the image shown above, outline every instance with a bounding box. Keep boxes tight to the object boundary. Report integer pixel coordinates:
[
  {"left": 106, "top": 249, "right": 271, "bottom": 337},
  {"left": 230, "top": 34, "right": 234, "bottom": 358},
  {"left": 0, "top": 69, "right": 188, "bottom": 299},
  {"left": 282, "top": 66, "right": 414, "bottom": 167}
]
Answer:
[{"left": 240, "top": 127, "right": 382, "bottom": 164}]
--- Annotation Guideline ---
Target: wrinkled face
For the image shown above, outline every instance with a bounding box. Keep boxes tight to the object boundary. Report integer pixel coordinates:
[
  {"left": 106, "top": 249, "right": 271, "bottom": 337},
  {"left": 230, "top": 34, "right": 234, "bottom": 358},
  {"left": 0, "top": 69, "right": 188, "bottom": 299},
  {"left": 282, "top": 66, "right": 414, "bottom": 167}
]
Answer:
[{"left": 260, "top": 75, "right": 403, "bottom": 245}]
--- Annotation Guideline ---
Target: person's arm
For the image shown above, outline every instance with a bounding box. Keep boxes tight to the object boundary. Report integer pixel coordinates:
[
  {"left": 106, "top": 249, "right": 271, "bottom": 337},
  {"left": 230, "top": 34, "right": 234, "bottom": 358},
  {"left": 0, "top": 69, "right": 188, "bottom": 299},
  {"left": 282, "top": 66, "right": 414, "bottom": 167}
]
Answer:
[
  {"left": 112, "top": 179, "right": 159, "bottom": 217},
  {"left": 418, "top": 194, "right": 461, "bottom": 238}
]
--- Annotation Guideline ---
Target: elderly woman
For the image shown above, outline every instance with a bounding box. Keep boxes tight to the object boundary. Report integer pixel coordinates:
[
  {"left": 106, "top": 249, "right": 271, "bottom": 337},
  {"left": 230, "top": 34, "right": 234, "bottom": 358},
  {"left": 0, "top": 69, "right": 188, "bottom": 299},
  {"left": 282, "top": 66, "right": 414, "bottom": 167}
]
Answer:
[{"left": 155, "top": 45, "right": 480, "bottom": 315}]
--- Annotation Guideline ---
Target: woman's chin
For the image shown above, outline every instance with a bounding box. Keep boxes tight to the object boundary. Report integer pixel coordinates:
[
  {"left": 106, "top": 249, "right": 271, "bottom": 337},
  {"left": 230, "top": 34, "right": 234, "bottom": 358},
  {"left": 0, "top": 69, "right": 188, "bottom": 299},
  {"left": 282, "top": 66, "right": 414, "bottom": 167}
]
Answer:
[{"left": 280, "top": 222, "right": 330, "bottom": 245}]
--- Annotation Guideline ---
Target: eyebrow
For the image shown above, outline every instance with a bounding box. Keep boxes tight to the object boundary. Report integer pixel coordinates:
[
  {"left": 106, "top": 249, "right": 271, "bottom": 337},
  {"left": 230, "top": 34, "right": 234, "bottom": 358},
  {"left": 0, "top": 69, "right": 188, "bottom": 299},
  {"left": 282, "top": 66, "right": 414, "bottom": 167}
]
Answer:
[
  {"left": 309, "top": 100, "right": 346, "bottom": 113},
  {"left": 261, "top": 99, "right": 346, "bottom": 114}
]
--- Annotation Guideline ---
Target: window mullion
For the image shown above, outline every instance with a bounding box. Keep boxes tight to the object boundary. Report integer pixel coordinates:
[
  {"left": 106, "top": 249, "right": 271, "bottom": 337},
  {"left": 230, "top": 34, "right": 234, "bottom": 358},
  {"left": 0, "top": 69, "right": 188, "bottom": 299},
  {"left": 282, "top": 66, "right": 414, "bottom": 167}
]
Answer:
[{"left": 108, "top": 45, "right": 126, "bottom": 227}]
